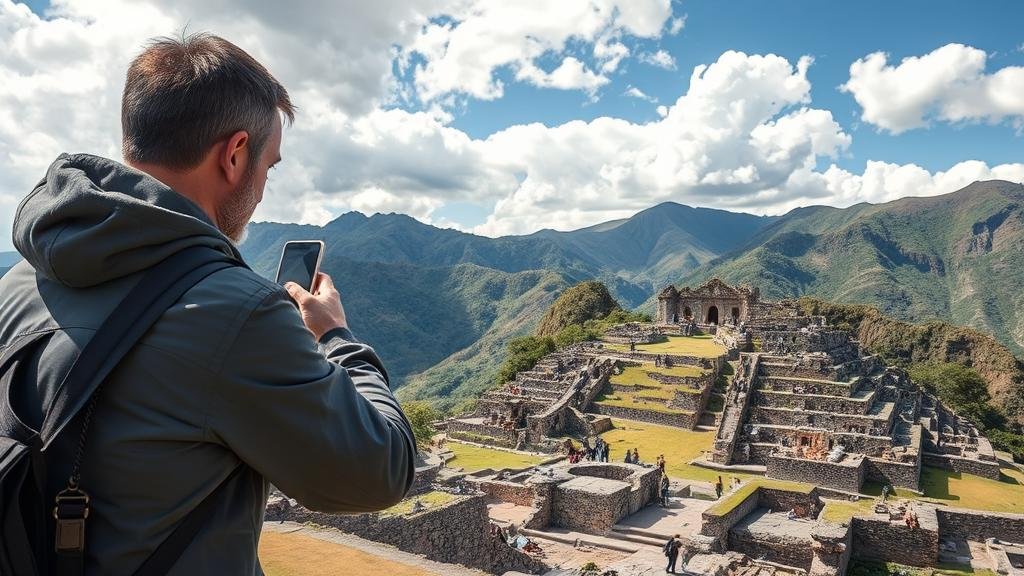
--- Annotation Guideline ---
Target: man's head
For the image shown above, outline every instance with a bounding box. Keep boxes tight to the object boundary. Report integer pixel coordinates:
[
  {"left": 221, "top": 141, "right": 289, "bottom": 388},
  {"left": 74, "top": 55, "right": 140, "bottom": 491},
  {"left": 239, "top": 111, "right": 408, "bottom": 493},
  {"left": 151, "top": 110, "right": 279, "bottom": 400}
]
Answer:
[{"left": 121, "top": 33, "right": 294, "bottom": 243}]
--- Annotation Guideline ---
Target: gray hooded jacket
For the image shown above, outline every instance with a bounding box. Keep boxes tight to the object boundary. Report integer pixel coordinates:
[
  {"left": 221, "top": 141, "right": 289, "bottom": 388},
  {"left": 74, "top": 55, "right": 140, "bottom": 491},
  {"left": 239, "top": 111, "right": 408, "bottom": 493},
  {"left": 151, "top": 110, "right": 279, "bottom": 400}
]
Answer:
[{"left": 0, "top": 153, "right": 417, "bottom": 574}]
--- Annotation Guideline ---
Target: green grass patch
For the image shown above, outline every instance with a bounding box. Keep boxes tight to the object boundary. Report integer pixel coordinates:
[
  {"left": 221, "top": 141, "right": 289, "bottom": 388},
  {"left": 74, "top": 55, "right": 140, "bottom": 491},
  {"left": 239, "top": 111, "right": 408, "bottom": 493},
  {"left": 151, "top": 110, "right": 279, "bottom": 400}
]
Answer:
[
  {"left": 859, "top": 466, "right": 1024, "bottom": 514},
  {"left": 820, "top": 497, "right": 878, "bottom": 523},
  {"left": 380, "top": 490, "right": 457, "bottom": 517},
  {"left": 598, "top": 418, "right": 761, "bottom": 484},
  {"left": 605, "top": 335, "right": 726, "bottom": 358},
  {"left": 610, "top": 364, "right": 705, "bottom": 388},
  {"left": 446, "top": 441, "right": 547, "bottom": 474},
  {"left": 593, "top": 390, "right": 693, "bottom": 415},
  {"left": 848, "top": 557, "right": 997, "bottom": 576},
  {"left": 705, "top": 479, "right": 814, "bottom": 516}
]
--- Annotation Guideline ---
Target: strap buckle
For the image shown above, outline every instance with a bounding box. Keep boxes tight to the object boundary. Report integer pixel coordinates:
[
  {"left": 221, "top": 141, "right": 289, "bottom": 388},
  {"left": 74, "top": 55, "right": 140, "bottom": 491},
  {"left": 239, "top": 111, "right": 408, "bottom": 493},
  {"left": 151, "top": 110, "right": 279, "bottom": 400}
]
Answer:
[{"left": 54, "top": 485, "right": 90, "bottom": 554}]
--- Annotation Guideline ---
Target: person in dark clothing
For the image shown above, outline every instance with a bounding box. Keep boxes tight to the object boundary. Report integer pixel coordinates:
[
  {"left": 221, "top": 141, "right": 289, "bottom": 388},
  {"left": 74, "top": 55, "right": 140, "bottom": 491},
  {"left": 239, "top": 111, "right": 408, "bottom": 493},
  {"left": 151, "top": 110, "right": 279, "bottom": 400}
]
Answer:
[
  {"left": 0, "top": 33, "right": 416, "bottom": 574},
  {"left": 715, "top": 476, "right": 724, "bottom": 499},
  {"left": 660, "top": 474, "right": 671, "bottom": 507},
  {"left": 664, "top": 534, "right": 682, "bottom": 573}
]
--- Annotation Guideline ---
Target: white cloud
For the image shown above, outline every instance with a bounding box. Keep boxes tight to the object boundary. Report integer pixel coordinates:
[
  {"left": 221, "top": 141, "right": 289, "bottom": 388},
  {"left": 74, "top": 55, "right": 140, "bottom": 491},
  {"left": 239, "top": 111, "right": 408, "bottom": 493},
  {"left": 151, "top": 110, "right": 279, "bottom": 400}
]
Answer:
[
  {"left": 668, "top": 15, "right": 686, "bottom": 35},
  {"left": 842, "top": 43, "right": 1024, "bottom": 133},
  {"left": 639, "top": 49, "right": 676, "bottom": 70},
  {"left": 404, "top": 0, "right": 673, "bottom": 101},
  {"left": 516, "top": 57, "right": 609, "bottom": 93},
  {"left": 1, "top": 1, "right": 1021, "bottom": 256},
  {"left": 624, "top": 85, "right": 657, "bottom": 103}
]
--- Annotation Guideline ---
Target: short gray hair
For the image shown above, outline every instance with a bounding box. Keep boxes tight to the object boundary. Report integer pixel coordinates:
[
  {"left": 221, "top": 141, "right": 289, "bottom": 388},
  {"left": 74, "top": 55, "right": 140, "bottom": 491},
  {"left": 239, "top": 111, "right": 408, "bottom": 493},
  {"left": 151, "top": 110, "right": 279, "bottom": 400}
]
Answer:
[{"left": 121, "top": 32, "right": 295, "bottom": 169}]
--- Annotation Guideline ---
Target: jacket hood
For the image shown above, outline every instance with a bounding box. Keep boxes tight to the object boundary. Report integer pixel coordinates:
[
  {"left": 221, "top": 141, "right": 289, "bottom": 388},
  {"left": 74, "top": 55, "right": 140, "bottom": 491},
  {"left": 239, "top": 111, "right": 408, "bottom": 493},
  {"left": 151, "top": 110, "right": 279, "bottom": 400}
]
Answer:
[{"left": 13, "top": 153, "right": 243, "bottom": 288}]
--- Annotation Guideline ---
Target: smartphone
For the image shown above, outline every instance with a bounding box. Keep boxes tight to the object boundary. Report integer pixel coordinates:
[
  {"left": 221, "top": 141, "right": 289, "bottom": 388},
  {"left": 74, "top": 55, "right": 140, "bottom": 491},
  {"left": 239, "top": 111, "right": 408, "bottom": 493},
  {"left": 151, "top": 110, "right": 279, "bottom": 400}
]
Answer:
[{"left": 275, "top": 240, "right": 324, "bottom": 293}]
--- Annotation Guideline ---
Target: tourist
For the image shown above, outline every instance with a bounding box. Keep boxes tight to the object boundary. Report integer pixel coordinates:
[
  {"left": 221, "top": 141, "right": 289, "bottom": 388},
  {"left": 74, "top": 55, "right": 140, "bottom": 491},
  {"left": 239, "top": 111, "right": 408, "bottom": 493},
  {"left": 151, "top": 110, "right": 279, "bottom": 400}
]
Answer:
[
  {"left": 663, "top": 533, "right": 683, "bottom": 573},
  {"left": 632, "top": 448, "right": 640, "bottom": 464},
  {"left": 658, "top": 454, "right": 666, "bottom": 473},
  {"left": 715, "top": 476, "right": 723, "bottom": 499},
  {"left": 0, "top": 33, "right": 420, "bottom": 573},
  {"left": 602, "top": 443, "right": 610, "bottom": 462},
  {"left": 660, "top": 474, "right": 671, "bottom": 507},
  {"left": 625, "top": 450, "right": 634, "bottom": 464},
  {"left": 787, "top": 508, "right": 797, "bottom": 520}
]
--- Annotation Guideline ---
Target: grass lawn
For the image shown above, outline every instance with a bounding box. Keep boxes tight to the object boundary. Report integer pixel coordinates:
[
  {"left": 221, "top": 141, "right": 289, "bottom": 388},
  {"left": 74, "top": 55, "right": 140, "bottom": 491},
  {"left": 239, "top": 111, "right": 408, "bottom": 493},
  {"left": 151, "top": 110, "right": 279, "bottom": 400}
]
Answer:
[
  {"left": 848, "top": 558, "right": 998, "bottom": 576},
  {"left": 379, "top": 490, "right": 458, "bottom": 518},
  {"left": 874, "top": 466, "right": 1024, "bottom": 514},
  {"left": 605, "top": 335, "right": 726, "bottom": 358},
  {"left": 260, "top": 530, "right": 438, "bottom": 576},
  {"left": 445, "top": 441, "right": 547, "bottom": 474},
  {"left": 705, "top": 478, "right": 813, "bottom": 516},
  {"left": 598, "top": 418, "right": 761, "bottom": 484},
  {"left": 820, "top": 497, "right": 877, "bottom": 523},
  {"left": 611, "top": 364, "right": 705, "bottom": 386},
  {"left": 592, "top": 389, "right": 693, "bottom": 414},
  {"left": 821, "top": 465, "right": 1024, "bottom": 523}
]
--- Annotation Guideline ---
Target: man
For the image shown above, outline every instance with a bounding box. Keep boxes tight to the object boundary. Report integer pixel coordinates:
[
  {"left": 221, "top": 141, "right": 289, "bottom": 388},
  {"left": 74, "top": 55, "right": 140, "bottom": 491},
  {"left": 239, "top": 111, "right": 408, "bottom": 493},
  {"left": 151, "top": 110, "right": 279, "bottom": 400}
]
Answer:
[
  {"left": 660, "top": 474, "right": 671, "bottom": 507},
  {"left": 715, "top": 476, "right": 724, "bottom": 499},
  {"left": 0, "top": 33, "right": 416, "bottom": 574},
  {"left": 663, "top": 533, "right": 682, "bottom": 573}
]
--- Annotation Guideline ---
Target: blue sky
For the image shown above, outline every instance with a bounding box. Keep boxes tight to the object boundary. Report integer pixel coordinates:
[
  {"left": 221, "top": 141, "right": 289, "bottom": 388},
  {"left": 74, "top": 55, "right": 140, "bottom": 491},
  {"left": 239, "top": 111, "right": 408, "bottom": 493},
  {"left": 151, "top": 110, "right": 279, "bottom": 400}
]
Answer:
[
  {"left": 2, "top": 0, "right": 1023, "bottom": 251},
  {"left": 435, "top": 0, "right": 1024, "bottom": 171}
]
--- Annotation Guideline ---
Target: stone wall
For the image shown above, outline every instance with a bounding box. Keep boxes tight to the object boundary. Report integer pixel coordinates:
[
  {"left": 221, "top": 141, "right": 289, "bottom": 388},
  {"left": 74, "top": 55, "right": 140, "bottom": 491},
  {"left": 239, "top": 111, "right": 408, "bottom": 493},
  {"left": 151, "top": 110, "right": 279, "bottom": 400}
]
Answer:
[
  {"left": 759, "top": 486, "right": 824, "bottom": 518},
  {"left": 936, "top": 507, "right": 1024, "bottom": 543},
  {"left": 729, "top": 519, "right": 814, "bottom": 570},
  {"left": 589, "top": 403, "right": 697, "bottom": 429},
  {"left": 809, "top": 523, "right": 852, "bottom": 576},
  {"left": 700, "top": 488, "right": 761, "bottom": 548},
  {"left": 267, "top": 493, "right": 547, "bottom": 575},
  {"left": 865, "top": 456, "right": 920, "bottom": 491},
  {"left": 760, "top": 377, "right": 853, "bottom": 398},
  {"left": 477, "top": 480, "right": 536, "bottom": 507},
  {"left": 766, "top": 454, "right": 865, "bottom": 493},
  {"left": 755, "top": 389, "right": 872, "bottom": 414},
  {"left": 922, "top": 452, "right": 1001, "bottom": 480},
  {"left": 549, "top": 479, "right": 630, "bottom": 533},
  {"left": 851, "top": 507, "right": 939, "bottom": 567}
]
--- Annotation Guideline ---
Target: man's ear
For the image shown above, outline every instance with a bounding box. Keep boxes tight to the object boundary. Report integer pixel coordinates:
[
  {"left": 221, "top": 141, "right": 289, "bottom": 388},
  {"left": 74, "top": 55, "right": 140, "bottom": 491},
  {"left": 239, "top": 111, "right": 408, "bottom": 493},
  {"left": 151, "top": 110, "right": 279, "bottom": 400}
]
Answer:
[{"left": 219, "top": 130, "right": 250, "bottom": 185}]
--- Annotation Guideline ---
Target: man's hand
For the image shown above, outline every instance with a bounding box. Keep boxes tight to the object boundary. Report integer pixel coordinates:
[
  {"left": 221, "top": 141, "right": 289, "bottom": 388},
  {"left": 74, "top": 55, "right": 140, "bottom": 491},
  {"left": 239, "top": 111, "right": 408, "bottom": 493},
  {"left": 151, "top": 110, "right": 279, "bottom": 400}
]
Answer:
[{"left": 284, "top": 272, "right": 348, "bottom": 340}]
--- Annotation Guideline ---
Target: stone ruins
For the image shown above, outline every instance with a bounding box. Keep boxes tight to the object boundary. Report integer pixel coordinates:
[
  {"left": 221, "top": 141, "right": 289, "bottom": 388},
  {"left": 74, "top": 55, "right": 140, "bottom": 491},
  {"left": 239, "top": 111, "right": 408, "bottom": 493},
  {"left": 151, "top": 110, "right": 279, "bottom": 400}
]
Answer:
[{"left": 266, "top": 278, "right": 1020, "bottom": 576}]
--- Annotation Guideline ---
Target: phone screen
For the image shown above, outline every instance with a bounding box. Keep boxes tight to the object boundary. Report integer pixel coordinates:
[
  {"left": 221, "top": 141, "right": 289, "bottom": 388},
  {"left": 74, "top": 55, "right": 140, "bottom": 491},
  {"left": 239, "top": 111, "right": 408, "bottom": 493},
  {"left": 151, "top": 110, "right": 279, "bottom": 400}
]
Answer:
[{"left": 275, "top": 241, "right": 323, "bottom": 292}]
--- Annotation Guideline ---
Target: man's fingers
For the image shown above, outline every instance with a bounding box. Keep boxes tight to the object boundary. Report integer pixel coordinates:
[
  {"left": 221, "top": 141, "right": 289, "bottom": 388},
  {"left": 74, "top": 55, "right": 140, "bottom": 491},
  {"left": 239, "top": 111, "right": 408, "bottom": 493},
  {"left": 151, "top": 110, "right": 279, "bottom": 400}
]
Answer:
[
  {"left": 316, "top": 273, "right": 337, "bottom": 295},
  {"left": 284, "top": 281, "right": 310, "bottom": 303}
]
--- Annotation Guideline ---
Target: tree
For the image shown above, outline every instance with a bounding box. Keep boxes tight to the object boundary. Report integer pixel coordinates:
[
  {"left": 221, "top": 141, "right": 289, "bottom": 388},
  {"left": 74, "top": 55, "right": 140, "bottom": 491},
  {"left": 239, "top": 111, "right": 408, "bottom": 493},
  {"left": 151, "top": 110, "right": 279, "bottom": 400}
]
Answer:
[
  {"left": 909, "top": 362, "right": 1005, "bottom": 430},
  {"left": 402, "top": 400, "right": 440, "bottom": 448}
]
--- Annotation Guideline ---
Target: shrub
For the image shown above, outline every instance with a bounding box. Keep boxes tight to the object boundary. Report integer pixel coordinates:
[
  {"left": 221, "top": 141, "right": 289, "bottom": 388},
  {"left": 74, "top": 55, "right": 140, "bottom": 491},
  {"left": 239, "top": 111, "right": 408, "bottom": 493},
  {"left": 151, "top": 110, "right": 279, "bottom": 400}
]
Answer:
[{"left": 402, "top": 400, "right": 440, "bottom": 448}]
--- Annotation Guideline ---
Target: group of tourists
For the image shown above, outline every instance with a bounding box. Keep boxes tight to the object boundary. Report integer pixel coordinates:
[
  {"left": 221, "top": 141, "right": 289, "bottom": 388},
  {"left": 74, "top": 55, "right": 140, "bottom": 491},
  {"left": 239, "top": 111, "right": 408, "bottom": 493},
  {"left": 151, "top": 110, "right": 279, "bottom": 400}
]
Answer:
[
  {"left": 713, "top": 475, "right": 744, "bottom": 499},
  {"left": 565, "top": 436, "right": 610, "bottom": 463},
  {"left": 662, "top": 533, "right": 688, "bottom": 573}
]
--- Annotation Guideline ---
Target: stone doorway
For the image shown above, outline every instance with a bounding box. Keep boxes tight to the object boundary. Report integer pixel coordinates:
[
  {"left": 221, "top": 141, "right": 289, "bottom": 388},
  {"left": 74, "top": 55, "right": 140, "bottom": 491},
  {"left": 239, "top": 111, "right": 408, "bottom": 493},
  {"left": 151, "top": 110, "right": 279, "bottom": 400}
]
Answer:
[
  {"left": 683, "top": 306, "right": 692, "bottom": 320},
  {"left": 731, "top": 307, "right": 740, "bottom": 322},
  {"left": 706, "top": 305, "right": 719, "bottom": 324}
]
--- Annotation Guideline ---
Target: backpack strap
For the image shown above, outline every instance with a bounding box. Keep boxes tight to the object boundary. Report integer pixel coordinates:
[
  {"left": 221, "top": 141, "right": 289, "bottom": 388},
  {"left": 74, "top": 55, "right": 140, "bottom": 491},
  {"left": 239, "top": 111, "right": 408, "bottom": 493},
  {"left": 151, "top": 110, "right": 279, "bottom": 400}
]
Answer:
[{"left": 39, "top": 245, "right": 244, "bottom": 576}]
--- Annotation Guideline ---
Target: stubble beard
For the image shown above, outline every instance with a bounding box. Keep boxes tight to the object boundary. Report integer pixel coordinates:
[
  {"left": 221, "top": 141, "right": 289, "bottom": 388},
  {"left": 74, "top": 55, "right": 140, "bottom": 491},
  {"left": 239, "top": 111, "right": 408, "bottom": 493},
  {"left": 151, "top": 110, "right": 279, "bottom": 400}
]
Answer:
[{"left": 217, "top": 164, "right": 259, "bottom": 246}]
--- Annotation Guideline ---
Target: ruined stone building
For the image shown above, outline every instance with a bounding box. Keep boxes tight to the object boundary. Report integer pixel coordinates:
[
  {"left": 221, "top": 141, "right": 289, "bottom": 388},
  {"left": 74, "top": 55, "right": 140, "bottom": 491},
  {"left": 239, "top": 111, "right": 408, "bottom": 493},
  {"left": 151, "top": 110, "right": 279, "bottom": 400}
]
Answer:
[{"left": 657, "top": 278, "right": 761, "bottom": 325}]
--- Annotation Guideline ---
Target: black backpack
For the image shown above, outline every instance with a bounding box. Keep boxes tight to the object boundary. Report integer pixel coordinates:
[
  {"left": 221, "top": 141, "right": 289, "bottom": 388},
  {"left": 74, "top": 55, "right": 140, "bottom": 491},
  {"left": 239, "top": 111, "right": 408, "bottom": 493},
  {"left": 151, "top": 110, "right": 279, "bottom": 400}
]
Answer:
[{"left": 0, "top": 246, "right": 244, "bottom": 576}]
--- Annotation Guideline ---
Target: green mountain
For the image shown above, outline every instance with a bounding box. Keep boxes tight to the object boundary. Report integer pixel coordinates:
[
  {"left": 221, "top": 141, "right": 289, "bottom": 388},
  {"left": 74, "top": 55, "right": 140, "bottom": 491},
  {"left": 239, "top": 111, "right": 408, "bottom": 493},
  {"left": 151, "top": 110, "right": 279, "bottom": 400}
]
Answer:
[
  {"left": 536, "top": 281, "right": 618, "bottom": 336},
  {"left": 681, "top": 180, "right": 1024, "bottom": 359},
  {"left": 237, "top": 204, "right": 772, "bottom": 403}
]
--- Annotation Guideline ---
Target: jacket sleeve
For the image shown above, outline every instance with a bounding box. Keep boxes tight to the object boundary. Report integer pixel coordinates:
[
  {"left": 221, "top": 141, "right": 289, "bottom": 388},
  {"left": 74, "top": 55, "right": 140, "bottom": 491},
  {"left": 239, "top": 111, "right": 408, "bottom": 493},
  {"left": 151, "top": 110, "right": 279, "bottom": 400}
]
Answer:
[{"left": 209, "top": 287, "right": 417, "bottom": 513}]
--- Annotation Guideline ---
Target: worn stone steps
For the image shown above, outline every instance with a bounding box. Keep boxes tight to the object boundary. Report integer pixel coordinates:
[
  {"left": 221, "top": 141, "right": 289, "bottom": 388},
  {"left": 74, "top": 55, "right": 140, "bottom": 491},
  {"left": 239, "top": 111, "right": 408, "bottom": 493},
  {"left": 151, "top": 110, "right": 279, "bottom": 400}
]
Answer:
[
  {"left": 604, "top": 528, "right": 666, "bottom": 549},
  {"left": 518, "top": 527, "right": 639, "bottom": 554},
  {"left": 610, "top": 524, "right": 673, "bottom": 543}
]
